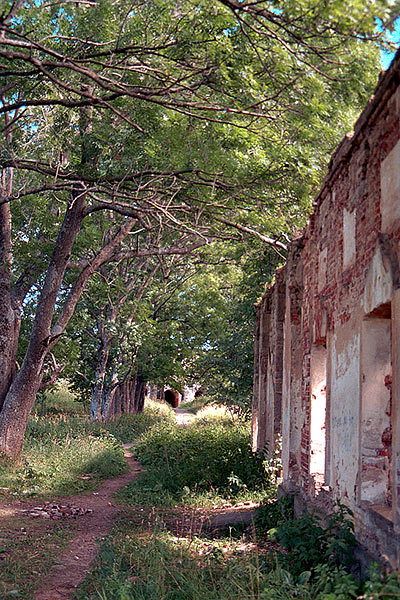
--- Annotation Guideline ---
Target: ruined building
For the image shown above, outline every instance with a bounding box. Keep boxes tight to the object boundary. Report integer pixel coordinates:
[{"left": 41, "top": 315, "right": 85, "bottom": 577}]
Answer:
[{"left": 252, "top": 51, "right": 400, "bottom": 568}]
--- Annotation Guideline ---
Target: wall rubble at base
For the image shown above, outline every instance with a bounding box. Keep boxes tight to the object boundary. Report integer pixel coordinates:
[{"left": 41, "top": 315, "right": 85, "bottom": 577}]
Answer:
[{"left": 253, "top": 49, "right": 400, "bottom": 568}]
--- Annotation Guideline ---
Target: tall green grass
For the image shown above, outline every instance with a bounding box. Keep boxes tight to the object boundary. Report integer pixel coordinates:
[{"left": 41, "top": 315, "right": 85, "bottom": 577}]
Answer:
[
  {"left": 0, "top": 399, "right": 175, "bottom": 498},
  {"left": 77, "top": 521, "right": 400, "bottom": 600},
  {"left": 103, "top": 400, "right": 176, "bottom": 443},
  {"left": 119, "top": 418, "right": 275, "bottom": 507},
  {"left": 35, "top": 379, "right": 87, "bottom": 416},
  {"left": 0, "top": 414, "right": 127, "bottom": 496},
  {"left": 77, "top": 527, "right": 264, "bottom": 600}
]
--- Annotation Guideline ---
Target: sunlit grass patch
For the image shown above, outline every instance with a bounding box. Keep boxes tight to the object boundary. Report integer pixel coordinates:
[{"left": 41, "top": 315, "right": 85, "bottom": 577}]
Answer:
[
  {"left": 0, "top": 400, "right": 177, "bottom": 499},
  {"left": 179, "top": 397, "right": 208, "bottom": 414},
  {"left": 76, "top": 526, "right": 263, "bottom": 600},
  {"left": 0, "top": 415, "right": 127, "bottom": 498},
  {"left": 103, "top": 400, "right": 176, "bottom": 443},
  {"left": 35, "top": 379, "right": 87, "bottom": 416},
  {"left": 76, "top": 521, "right": 400, "bottom": 600},
  {"left": 194, "top": 403, "right": 234, "bottom": 424}
]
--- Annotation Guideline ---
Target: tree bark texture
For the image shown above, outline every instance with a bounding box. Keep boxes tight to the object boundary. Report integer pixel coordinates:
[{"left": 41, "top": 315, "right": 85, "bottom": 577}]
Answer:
[
  {"left": 101, "top": 373, "right": 145, "bottom": 421},
  {"left": 0, "top": 193, "right": 85, "bottom": 456},
  {"left": 0, "top": 195, "right": 18, "bottom": 411},
  {"left": 90, "top": 321, "right": 113, "bottom": 421}
]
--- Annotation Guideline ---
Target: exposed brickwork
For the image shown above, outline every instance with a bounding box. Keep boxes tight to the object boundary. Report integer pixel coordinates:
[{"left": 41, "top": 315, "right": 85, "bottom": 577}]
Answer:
[{"left": 253, "top": 50, "right": 400, "bottom": 567}]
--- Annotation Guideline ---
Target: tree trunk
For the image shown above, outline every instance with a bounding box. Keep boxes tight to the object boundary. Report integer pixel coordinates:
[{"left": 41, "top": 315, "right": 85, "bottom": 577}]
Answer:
[
  {"left": 133, "top": 375, "right": 145, "bottom": 413},
  {"left": 90, "top": 323, "right": 112, "bottom": 421},
  {"left": 0, "top": 193, "right": 85, "bottom": 456},
  {"left": 0, "top": 196, "right": 19, "bottom": 411}
]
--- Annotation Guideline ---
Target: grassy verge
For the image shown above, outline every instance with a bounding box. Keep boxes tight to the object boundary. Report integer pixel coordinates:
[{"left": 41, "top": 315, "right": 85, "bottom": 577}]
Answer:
[
  {"left": 0, "top": 399, "right": 175, "bottom": 499},
  {"left": 77, "top": 406, "right": 400, "bottom": 600},
  {"left": 103, "top": 400, "right": 175, "bottom": 443},
  {"left": 76, "top": 510, "right": 400, "bottom": 600},
  {"left": 76, "top": 522, "right": 264, "bottom": 600},
  {"left": 0, "top": 396, "right": 178, "bottom": 597},
  {"left": 0, "top": 513, "right": 73, "bottom": 599},
  {"left": 0, "top": 415, "right": 127, "bottom": 498}
]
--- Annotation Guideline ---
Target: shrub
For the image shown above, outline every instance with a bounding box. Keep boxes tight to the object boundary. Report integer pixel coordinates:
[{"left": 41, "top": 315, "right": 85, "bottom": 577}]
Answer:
[
  {"left": 254, "top": 495, "right": 294, "bottom": 531},
  {"left": 119, "top": 419, "right": 274, "bottom": 506},
  {"left": 262, "top": 501, "right": 356, "bottom": 576},
  {"left": 259, "top": 563, "right": 359, "bottom": 600},
  {"left": 362, "top": 564, "right": 400, "bottom": 600}
]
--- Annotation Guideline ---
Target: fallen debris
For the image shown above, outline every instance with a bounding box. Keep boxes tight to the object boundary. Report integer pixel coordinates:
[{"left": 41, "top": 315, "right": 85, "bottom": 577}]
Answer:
[{"left": 20, "top": 503, "right": 94, "bottom": 520}]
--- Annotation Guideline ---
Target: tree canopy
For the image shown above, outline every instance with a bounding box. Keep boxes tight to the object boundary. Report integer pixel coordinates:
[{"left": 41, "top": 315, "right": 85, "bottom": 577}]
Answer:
[{"left": 0, "top": 0, "right": 398, "bottom": 455}]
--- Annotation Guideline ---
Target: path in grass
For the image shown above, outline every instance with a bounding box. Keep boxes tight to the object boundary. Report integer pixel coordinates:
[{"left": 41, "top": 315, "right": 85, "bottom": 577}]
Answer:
[
  {"left": 174, "top": 406, "right": 196, "bottom": 425},
  {"left": 3, "top": 408, "right": 256, "bottom": 598},
  {"left": 32, "top": 409, "right": 194, "bottom": 598},
  {"left": 32, "top": 444, "right": 142, "bottom": 600}
]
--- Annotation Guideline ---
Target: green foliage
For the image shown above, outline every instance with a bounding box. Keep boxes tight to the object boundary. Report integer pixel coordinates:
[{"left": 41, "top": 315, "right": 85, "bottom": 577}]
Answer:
[
  {"left": 254, "top": 495, "right": 295, "bottom": 532},
  {"left": 76, "top": 528, "right": 264, "bottom": 600},
  {"left": 119, "top": 418, "right": 274, "bottom": 507},
  {"left": 35, "top": 379, "right": 87, "bottom": 416},
  {"left": 75, "top": 524, "right": 398, "bottom": 600},
  {"left": 0, "top": 397, "right": 180, "bottom": 497},
  {"left": 0, "top": 415, "right": 126, "bottom": 497},
  {"left": 259, "top": 501, "right": 356, "bottom": 576},
  {"left": 362, "top": 564, "right": 400, "bottom": 600},
  {"left": 312, "top": 564, "right": 359, "bottom": 600},
  {"left": 103, "top": 402, "right": 176, "bottom": 443},
  {"left": 259, "top": 563, "right": 359, "bottom": 600},
  {"left": 4, "top": 0, "right": 390, "bottom": 435}
]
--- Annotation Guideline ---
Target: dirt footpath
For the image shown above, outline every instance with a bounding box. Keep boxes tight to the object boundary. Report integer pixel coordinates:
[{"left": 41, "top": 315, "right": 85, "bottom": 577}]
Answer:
[{"left": 33, "top": 445, "right": 141, "bottom": 600}]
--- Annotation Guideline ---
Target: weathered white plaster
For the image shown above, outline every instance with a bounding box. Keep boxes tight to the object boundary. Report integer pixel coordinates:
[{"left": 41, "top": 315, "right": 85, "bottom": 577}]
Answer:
[
  {"left": 318, "top": 247, "right": 328, "bottom": 292},
  {"left": 360, "top": 318, "right": 391, "bottom": 505},
  {"left": 310, "top": 344, "right": 327, "bottom": 478},
  {"left": 363, "top": 243, "right": 393, "bottom": 314},
  {"left": 381, "top": 139, "right": 400, "bottom": 232},
  {"left": 343, "top": 209, "right": 356, "bottom": 269},
  {"left": 281, "top": 295, "right": 292, "bottom": 480},
  {"left": 330, "top": 329, "right": 360, "bottom": 503},
  {"left": 391, "top": 289, "right": 400, "bottom": 530}
]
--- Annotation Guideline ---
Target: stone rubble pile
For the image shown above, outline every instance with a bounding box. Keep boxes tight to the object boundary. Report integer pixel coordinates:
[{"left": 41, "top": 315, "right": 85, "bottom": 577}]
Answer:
[{"left": 20, "top": 503, "right": 93, "bottom": 519}]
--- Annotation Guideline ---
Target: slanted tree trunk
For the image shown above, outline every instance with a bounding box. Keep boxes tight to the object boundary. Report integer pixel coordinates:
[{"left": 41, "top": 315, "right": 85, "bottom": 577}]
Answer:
[
  {"left": 0, "top": 196, "right": 139, "bottom": 455},
  {"left": 0, "top": 192, "right": 86, "bottom": 456}
]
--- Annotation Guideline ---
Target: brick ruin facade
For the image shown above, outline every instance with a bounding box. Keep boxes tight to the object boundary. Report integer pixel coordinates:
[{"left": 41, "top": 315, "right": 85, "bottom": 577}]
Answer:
[{"left": 253, "top": 50, "right": 400, "bottom": 568}]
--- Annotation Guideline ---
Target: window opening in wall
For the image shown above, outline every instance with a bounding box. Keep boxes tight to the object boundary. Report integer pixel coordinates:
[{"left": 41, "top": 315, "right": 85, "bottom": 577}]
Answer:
[
  {"left": 360, "top": 304, "right": 392, "bottom": 515},
  {"left": 310, "top": 343, "right": 327, "bottom": 488}
]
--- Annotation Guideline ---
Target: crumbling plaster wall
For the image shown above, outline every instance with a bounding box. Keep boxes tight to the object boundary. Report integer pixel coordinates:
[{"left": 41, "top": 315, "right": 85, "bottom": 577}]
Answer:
[
  {"left": 253, "top": 51, "right": 400, "bottom": 567},
  {"left": 252, "top": 267, "right": 286, "bottom": 455}
]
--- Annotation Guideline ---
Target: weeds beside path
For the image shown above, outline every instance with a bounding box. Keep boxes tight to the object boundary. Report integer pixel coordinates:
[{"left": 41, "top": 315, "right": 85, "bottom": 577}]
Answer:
[
  {"left": 1, "top": 402, "right": 270, "bottom": 599},
  {"left": 33, "top": 444, "right": 142, "bottom": 600},
  {"left": 0, "top": 444, "right": 142, "bottom": 600}
]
